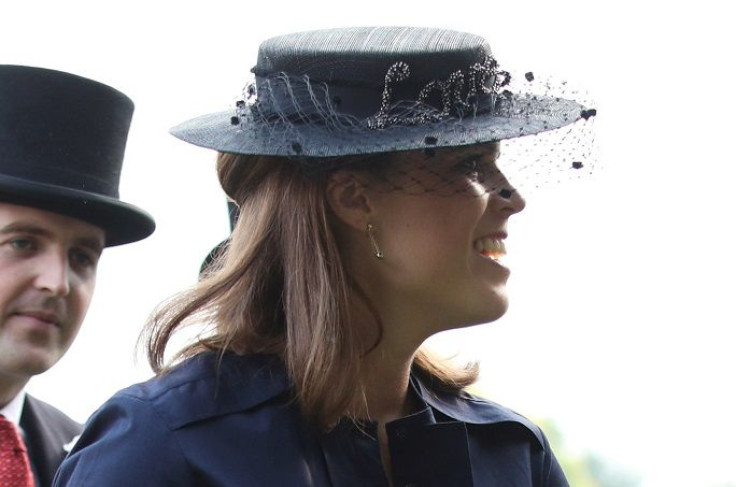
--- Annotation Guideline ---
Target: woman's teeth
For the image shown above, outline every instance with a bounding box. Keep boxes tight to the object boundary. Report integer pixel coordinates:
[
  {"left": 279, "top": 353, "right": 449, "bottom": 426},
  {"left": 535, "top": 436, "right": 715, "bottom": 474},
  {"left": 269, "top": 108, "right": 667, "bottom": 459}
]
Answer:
[{"left": 474, "top": 237, "right": 506, "bottom": 260}]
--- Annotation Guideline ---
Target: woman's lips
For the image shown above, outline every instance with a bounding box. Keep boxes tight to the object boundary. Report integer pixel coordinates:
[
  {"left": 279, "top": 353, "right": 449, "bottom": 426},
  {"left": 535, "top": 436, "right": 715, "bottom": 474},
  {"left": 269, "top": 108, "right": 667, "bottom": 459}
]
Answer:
[{"left": 473, "top": 236, "right": 506, "bottom": 260}]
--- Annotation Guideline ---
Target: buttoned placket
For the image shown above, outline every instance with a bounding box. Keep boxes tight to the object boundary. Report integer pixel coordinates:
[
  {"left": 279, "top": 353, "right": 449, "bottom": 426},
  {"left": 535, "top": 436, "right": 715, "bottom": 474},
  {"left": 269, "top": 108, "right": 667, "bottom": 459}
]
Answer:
[{"left": 320, "top": 376, "right": 475, "bottom": 487}]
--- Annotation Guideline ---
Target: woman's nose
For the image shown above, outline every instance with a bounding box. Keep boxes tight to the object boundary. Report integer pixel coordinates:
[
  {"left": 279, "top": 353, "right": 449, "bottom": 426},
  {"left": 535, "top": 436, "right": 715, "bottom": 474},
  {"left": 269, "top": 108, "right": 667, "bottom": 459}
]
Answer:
[{"left": 496, "top": 186, "right": 526, "bottom": 215}]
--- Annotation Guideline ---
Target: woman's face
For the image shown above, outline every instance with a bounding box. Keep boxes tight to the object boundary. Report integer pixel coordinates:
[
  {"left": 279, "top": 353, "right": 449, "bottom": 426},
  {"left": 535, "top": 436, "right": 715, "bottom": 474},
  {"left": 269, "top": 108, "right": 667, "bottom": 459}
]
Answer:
[{"left": 362, "top": 143, "right": 525, "bottom": 336}]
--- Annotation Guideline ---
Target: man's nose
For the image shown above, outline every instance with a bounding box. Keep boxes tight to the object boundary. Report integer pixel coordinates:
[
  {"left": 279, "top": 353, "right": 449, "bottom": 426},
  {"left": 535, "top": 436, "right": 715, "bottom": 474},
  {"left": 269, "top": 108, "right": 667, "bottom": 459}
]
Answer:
[{"left": 34, "top": 252, "right": 71, "bottom": 297}]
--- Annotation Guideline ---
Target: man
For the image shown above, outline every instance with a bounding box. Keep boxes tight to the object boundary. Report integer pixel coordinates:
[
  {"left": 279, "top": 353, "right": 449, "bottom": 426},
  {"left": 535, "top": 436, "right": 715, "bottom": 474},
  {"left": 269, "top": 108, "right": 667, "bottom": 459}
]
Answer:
[{"left": 0, "top": 65, "right": 155, "bottom": 487}]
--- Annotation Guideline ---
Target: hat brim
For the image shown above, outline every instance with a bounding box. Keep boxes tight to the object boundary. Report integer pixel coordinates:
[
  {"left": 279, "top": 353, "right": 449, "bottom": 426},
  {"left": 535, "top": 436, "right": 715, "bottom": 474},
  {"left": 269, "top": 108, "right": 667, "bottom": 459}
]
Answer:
[
  {"left": 170, "top": 94, "right": 586, "bottom": 158},
  {"left": 0, "top": 175, "right": 155, "bottom": 247}
]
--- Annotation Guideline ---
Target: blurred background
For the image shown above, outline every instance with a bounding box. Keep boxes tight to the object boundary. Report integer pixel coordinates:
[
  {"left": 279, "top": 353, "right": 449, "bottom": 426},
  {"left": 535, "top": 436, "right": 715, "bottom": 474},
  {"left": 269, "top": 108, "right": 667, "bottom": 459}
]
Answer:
[{"left": 3, "top": 1, "right": 734, "bottom": 485}]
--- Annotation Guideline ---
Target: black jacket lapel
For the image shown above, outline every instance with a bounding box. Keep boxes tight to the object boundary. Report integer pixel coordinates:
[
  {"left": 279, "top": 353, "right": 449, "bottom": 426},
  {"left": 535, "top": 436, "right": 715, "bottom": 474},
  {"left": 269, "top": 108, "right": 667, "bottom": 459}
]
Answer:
[{"left": 20, "top": 395, "right": 82, "bottom": 487}]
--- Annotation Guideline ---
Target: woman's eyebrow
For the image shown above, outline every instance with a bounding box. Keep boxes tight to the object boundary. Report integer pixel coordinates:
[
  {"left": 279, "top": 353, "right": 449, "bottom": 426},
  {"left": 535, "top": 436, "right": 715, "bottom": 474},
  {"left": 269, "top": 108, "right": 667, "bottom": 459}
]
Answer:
[{"left": 457, "top": 151, "right": 498, "bottom": 163}]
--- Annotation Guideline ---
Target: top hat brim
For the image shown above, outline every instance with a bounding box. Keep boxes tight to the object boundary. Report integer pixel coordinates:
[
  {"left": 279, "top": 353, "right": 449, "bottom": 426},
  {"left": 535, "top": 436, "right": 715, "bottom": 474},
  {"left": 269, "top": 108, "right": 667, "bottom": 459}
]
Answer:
[
  {"left": 169, "top": 94, "right": 586, "bottom": 158},
  {"left": 0, "top": 174, "right": 155, "bottom": 247}
]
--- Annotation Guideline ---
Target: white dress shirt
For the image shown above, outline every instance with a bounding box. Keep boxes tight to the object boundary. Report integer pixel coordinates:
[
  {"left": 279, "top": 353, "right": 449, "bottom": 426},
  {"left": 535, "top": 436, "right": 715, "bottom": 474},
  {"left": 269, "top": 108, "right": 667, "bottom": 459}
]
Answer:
[{"left": 0, "top": 390, "right": 27, "bottom": 426}]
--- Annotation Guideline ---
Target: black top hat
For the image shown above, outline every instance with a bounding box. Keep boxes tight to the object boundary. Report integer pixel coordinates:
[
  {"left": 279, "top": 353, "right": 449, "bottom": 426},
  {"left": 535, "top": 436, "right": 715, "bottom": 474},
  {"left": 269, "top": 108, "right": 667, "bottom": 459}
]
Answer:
[
  {"left": 170, "top": 26, "right": 594, "bottom": 158},
  {"left": 0, "top": 65, "right": 155, "bottom": 246}
]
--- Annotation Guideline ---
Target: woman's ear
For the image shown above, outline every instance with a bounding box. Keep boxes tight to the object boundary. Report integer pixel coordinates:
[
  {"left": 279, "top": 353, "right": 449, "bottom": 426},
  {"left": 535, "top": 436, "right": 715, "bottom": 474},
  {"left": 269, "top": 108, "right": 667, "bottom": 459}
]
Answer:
[{"left": 326, "top": 170, "right": 374, "bottom": 231}]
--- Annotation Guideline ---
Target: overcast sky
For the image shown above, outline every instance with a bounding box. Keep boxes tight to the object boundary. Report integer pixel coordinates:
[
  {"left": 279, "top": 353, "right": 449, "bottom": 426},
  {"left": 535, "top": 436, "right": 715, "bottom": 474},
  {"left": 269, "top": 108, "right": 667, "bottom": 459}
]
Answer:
[{"left": 3, "top": 1, "right": 734, "bottom": 486}]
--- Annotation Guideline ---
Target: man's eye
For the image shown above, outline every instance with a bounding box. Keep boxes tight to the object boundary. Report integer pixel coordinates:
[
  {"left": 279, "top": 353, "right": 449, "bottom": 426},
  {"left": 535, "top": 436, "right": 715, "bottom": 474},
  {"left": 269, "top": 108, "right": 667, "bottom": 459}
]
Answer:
[
  {"left": 10, "top": 238, "right": 36, "bottom": 251},
  {"left": 70, "top": 250, "right": 97, "bottom": 269}
]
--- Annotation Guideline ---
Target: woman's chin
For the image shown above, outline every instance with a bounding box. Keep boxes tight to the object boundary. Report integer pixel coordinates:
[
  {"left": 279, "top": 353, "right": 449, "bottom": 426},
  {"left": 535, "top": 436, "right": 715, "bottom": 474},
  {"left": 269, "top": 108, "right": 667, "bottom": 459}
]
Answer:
[
  {"left": 457, "top": 300, "right": 508, "bottom": 328},
  {"left": 454, "top": 294, "right": 509, "bottom": 329}
]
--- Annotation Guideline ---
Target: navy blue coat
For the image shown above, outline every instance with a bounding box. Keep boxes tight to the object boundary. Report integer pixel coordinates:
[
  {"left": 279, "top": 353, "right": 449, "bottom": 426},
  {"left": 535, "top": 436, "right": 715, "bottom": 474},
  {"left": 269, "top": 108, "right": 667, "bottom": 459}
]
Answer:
[{"left": 54, "top": 353, "right": 568, "bottom": 486}]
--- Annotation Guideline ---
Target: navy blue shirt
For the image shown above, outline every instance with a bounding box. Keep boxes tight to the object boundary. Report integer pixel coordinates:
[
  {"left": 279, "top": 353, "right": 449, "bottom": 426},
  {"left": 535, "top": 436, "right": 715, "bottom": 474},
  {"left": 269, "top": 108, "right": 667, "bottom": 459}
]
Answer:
[{"left": 54, "top": 353, "right": 569, "bottom": 486}]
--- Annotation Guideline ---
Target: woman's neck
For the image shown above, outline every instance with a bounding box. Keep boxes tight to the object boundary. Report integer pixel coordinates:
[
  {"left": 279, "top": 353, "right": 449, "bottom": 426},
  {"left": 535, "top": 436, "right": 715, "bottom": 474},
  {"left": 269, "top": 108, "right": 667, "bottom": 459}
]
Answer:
[
  {"left": 347, "top": 291, "right": 429, "bottom": 423},
  {"left": 356, "top": 347, "right": 416, "bottom": 423}
]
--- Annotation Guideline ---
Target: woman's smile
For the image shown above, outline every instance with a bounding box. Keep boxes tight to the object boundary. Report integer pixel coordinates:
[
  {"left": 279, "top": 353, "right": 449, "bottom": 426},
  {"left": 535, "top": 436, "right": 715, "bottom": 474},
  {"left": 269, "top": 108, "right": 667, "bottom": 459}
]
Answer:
[{"left": 473, "top": 234, "right": 507, "bottom": 261}]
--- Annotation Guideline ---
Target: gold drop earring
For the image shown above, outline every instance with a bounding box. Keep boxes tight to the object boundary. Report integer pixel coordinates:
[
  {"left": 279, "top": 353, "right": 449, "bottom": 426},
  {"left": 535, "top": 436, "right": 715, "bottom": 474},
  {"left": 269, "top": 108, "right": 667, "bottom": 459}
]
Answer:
[{"left": 366, "top": 223, "right": 384, "bottom": 259}]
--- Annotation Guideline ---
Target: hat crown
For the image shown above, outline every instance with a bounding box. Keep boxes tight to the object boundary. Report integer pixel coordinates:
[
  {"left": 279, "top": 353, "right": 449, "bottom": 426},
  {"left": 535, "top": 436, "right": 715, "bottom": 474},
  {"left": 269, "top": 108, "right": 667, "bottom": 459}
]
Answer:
[
  {"left": 254, "top": 27, "right": 492, "bottom": 88},
  {"left": 0, "top": 65, "right": 133, "bottom": 197},
  {"left": 248, "top": 27, "right": 503, "bottom": 126},
  {"left": 0, "top": 65, "right": 155, "bottom": 246}
]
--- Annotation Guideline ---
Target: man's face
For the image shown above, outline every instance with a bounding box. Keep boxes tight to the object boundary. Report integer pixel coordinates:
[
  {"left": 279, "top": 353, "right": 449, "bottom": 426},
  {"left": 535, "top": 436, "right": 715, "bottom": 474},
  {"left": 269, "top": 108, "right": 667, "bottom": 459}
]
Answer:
[{"left": 0, "top": 203, "right": 104, "bottom": 385}]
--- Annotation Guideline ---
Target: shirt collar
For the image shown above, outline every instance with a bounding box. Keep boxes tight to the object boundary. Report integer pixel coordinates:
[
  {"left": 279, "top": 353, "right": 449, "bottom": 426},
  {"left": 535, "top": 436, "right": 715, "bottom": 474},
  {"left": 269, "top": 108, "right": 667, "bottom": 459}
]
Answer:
[
  {"left": 0, "top": 389, "right": 26, "bottom": 426},
  {"left": 174, "top": 353, "right": 543, "bottom": 448},
  {"left": 412, "top": 372, "right": 544, "bottom": 448}
]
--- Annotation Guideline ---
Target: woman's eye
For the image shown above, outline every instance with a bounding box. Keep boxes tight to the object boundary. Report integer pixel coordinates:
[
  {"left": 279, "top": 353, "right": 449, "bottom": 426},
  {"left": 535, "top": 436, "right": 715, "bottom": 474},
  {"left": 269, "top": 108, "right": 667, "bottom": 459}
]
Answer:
[{"left": 459, "top": 159, "right": 486, "bottom": 182}]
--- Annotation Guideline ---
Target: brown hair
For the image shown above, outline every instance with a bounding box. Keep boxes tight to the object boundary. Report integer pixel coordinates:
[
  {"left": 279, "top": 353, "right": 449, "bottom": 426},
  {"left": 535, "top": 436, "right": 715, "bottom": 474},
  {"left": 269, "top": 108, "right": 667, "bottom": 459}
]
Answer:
[{"left": 143, "top": 152, "right": 477, "bottom": 429}]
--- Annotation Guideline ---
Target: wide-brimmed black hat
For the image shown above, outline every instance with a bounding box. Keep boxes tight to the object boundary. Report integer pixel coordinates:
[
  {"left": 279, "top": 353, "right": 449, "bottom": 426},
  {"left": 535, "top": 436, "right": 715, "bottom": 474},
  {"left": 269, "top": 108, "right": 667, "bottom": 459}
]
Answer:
[
  {"left": 171, "top": 26, "right": 595, "bottom": 158},
  {"left": 0, "top": 65, "right": 155, "bottom": 246}
]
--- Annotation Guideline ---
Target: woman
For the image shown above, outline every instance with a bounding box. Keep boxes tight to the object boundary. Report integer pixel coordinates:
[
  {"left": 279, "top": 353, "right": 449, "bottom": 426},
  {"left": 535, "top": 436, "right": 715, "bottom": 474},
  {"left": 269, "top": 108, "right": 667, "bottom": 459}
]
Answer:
[{"left": 55, "top": 26, "right": 595, "bottom": 486}]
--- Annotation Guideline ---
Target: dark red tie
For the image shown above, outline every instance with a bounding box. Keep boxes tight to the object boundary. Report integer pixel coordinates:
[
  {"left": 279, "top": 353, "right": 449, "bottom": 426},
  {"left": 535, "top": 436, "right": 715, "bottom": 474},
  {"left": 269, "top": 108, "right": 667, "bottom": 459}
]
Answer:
[{"left": 0, "top": 415, "right": 34, "bottom": 487}]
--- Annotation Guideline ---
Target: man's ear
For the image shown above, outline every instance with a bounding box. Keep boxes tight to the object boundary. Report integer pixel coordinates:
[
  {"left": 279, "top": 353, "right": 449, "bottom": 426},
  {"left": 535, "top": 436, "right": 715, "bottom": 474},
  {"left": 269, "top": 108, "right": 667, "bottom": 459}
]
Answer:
[{"left": 326, "top": 170, "right": 374, "bottom": 231}]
